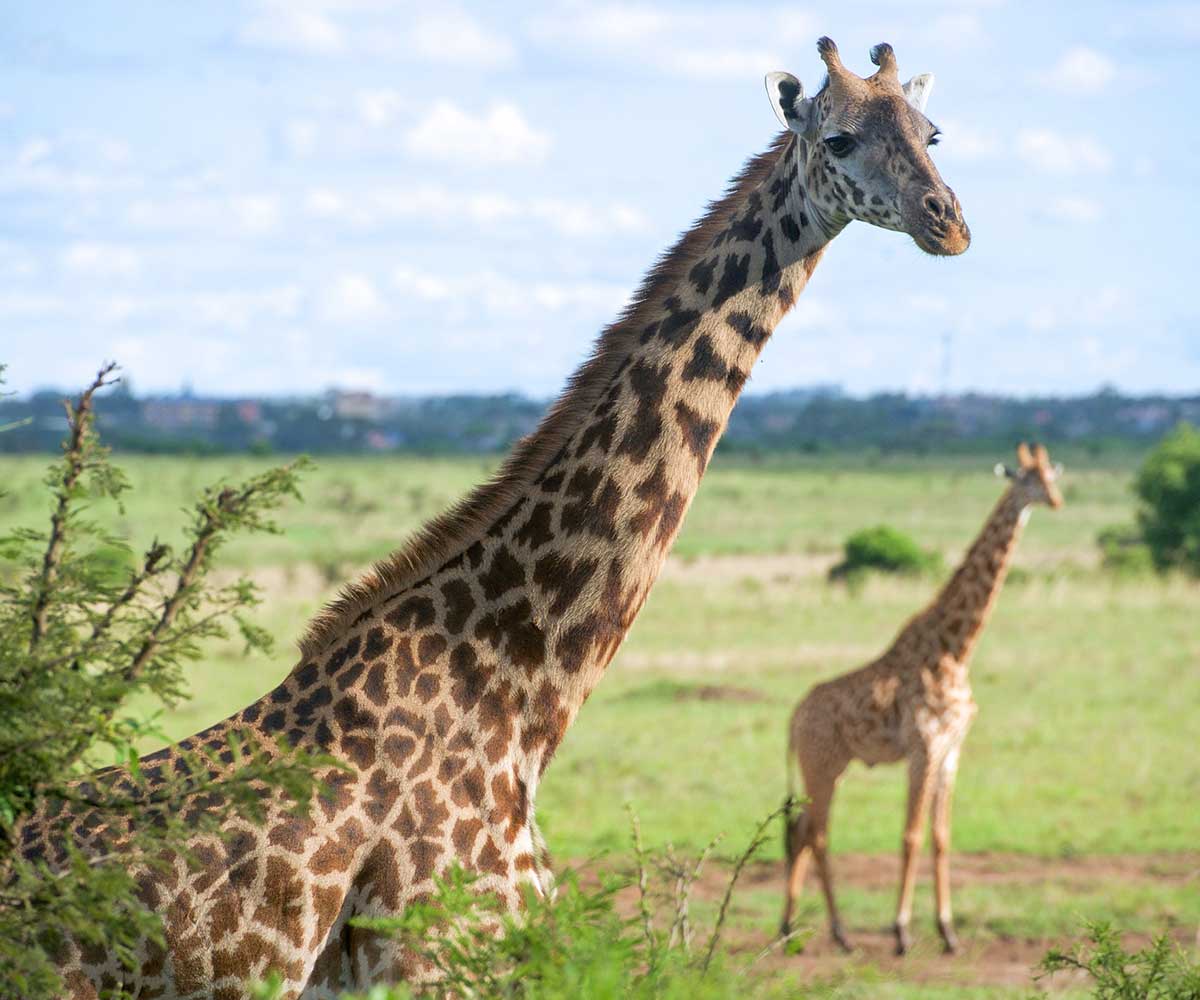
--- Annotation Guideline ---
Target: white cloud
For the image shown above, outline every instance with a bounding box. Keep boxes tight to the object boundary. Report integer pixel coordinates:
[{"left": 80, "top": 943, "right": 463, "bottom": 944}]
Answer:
[
  {"left": 1025, "top": 284, "right": 1131, "bottom": 334},
  {"left": 1045, "top": 196, "right": 1103, "bottom": 223},
  {"left": 304, "top": 187, "right": 349, "bottom": 219},
  {"left": 62, "top": 242, "right": 142, "bottom": 279},
  {"left": 1016, "top": 129, "right": 1111, "bottom": 174},
  {"left": 1045, "top": 46, "right": 1116, "bottom": 95},
  {"left": 0, "top": 292, "right": 68, "bottom": 321},
  {"left": 237, "top": 1, "right": 514, "bottom": 66},
  {"left": 128, "top": 194, "right": 282, "bottom": 236},
  {"left": 528, "top": 198, "right": 646, "bottom": 236},
  {"left": 190, "top": 286, "right": 304, "bottom": 330},
  {"left": 0, "top": 134, "right": 140, "bottom": 196},
  {"left": 392, "top": 266, "right": 629, "bottom": 318},
  {"left": 527, "top": 4, "right": 809, "bottom": 80},
  {"left": 546, "top": 4, "right": 673, "bottom": 47},
  {"left": 935, "top": 118, "right": 1000, "bottom": 161},
  {"left": 320, "top": 273, "right": 383, "bottom": 323},
  {"left": 920, "top": 12, "right": 986, "bottom": 48},
  {"left": 392, "top": 267, "right": 455, "bottom": 302},
  {"left": 410, "top": 9, "right": 516, "bottom": 67},
  {"left": 16, "top": 138, "right": 52, "bottom": 168},
  {"left": 663, "top": 47, "right": 784, "bottom": 81},
  {"left": 405, "top": 100, "right": 551, "bottom": 165},
  {"left": 0, "top": 242, "right": 39, "bottom": 280},
  {"left": 786, "top": 296, "right": 837, "bottom": 330},
  {"left": 230, "top": 195, "right": 281, "bottom": 235},
  {"left": 356, "top": 89, "right": 407, "bottom": 128},
  {"left": 239, "top": 1, "right": 345, "bottom": 54},
  {"left": 284, "top": 119, "right": 320, "bottom": 156},
  {"left": 324, "top": 365, "right": 388, "bottom": 391},
  {"left": 300, "top": 183, "right": 645, "bottom": 237},
  {"left": 906, "top": 293, "right": 951, "bottom": 315}
]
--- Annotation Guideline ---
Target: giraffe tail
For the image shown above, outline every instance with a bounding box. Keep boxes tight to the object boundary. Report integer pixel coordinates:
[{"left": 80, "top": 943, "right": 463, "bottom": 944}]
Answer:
[{"left": 783, "top": 711, "right": 803, "bottom": 862}]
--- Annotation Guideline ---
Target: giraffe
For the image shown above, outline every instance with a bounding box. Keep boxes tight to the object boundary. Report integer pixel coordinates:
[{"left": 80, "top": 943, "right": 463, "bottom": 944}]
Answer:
[
  {"left": 22, "top": 38, "right": 970, "bottom": 999},
  {"left": 779, "top": 444, "right": 1064, "bottom": 957}
]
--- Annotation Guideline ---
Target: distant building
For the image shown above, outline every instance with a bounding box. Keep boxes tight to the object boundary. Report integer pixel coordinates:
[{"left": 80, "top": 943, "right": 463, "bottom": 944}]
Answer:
[
  {"left": 328, "top": 390, "right": 388, "bottom": 423},
  {"left": 142, "top": 397, "right": 220, "bottom": 431}
]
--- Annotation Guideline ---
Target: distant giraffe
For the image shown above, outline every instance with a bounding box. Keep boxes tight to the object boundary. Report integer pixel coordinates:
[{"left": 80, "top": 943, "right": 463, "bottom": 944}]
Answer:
[
  {"left": 780, "top": 444, "right": 1064, "bottom": 956},
  {"left": 22, "top": 38, "right": 970, "bottom": 998}
]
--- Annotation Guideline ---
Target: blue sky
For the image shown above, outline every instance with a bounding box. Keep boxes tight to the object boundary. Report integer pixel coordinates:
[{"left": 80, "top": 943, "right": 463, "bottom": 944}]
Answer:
[{"left": 3, "top": 1, "right": 1198, "bottom": 398}]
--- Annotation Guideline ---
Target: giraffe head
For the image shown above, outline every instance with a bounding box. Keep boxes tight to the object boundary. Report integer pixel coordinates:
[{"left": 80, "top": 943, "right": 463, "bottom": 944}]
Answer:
[
  {"left": 996, "top": 443, "right": 1064, "bottom": 509},
  {"left": 766, "top": 37, "right": 969, "bottom": 256}
]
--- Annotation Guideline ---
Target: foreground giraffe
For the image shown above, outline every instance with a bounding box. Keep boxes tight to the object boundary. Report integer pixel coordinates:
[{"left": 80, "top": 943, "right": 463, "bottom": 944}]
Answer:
[
  {"left": 779, "top": 444, "right": 1064, "bottom": 956},
  {"left": 24, "top": 38, "right": 970, "bottom": 998}
]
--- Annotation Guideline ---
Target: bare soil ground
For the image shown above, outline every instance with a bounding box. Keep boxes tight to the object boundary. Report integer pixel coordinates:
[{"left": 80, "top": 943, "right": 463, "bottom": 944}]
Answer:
[{"left": 581, "top": 852, "right": 1200, "bottom": 993}]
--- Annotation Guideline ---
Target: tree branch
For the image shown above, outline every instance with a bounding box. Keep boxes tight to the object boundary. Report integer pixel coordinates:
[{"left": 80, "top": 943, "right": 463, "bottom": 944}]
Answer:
[{"left": 28, "top": 363, "right": 119, "bottom": 652}]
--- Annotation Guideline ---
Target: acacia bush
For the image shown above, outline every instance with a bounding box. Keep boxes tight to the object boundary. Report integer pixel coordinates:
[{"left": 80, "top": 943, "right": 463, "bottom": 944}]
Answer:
[
  {"left": 829, "top": 524, "right": 942, "bottom": 582},
  {"left": 1095, "top": 423, "right": 1200, "bottom": 577},
  {"left": 1096, "top": 525, "right": 1156, "bottom": 576},
  {"left": 1133, "top": 423, "right": 1200, "bottom": 575},
  {"left": 0, "top": 364, "right": 327, "bottom": 999},
  {"left": 1038, "top": 922, "right": 1200, "bottom": 999}
]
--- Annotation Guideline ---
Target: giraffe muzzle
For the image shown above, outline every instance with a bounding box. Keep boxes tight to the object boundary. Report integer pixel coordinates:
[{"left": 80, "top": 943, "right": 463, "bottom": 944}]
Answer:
[{"left": 909, "top": 187, "right": 970, "bottom": 256}]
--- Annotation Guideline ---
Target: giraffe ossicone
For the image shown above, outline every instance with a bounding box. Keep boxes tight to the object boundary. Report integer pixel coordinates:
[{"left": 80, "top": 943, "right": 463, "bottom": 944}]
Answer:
[
  {"left": 26, "top": 37, "right": 971, "bottom": 998},
  {"left": 780, "top": 443, "right": 1064, "bottom": 957}
]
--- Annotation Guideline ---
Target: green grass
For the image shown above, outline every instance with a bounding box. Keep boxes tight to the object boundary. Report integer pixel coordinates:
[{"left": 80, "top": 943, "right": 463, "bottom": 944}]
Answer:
[
  {"left": 541, "top": 570, "right": 1200, "bottom": 858},
  {"left": 3, "top": 448, "right": 1195, "bottom": 994},
  {"left": 4, "top": 450, "right": 1195, "bottom": 858}
]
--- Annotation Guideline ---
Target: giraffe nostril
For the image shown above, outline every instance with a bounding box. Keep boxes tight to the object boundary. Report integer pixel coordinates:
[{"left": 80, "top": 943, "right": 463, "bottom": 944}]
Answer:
[{"left": 922, "top": 192, "right": 947, "bottom": 220}]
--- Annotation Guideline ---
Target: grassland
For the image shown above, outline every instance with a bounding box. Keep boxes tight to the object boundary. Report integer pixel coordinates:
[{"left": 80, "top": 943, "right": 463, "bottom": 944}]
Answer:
[{"left": 2, "top": 448, "right": 1197, "bottom": 997}]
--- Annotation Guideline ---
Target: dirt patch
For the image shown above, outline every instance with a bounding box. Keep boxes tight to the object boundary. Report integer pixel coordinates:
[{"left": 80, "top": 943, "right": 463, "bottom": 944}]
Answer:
[
  {"left": 572, "top": 852, "right": 1200, "bottom": 992},
  {"left": 777, "top": 850, "right": 1200, "bottom": 891},
  {"left": 675, "top": 684, "right": 766, "bottom": 703},
  {"left": 661, "top": 551, "right": 837, "bottom": 584}
]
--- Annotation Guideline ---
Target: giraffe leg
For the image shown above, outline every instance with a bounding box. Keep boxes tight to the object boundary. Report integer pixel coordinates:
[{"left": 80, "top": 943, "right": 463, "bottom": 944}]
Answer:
[
  {"left": 894, "top": 750, "right": 936, "bottom": 956},
  {"left": 931, "top": 747, "right": 961, "bottom": 955},
  {"left": 779, "top": 806, "right": 810, "bottom": 938},
  {"left": 803, "top": 765, "right": 851, "bottom": 952}
]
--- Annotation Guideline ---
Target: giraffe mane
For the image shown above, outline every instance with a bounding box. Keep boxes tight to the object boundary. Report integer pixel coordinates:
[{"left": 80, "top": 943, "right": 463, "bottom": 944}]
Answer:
[{"left": 297, "top": 131, "right": 796, "bottom": 659}]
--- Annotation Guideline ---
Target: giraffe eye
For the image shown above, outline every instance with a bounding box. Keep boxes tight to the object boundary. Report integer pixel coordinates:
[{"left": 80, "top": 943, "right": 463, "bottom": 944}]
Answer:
[
  {"left": 824, "top": 134, "right": 856, "bottom": 157},
  {"left": 928, "top": 130, "right": 942, "bottom": 146}
]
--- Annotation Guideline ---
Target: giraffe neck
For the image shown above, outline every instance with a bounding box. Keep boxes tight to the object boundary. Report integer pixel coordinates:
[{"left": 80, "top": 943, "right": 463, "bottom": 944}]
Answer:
[
  {"left": 926, "top": 488, "right": 1029, "bottom": 664},
  {"left": 290, "top": 133, "right": 834, "bottom": 796}
]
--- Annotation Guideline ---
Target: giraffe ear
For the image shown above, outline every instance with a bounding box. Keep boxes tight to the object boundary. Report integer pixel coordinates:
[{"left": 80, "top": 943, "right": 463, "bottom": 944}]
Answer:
[
  {"left": 765, "top": 72, "right": 814, "bottom": 135},
  {"left": 902, "top": 73, "right": 934, "bottom": 113}
]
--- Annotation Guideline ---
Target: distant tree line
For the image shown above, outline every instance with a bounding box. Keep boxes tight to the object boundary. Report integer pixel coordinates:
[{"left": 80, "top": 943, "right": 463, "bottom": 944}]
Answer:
[{"left": 2, "top": 382, "right": 1197, "bottom": 456}]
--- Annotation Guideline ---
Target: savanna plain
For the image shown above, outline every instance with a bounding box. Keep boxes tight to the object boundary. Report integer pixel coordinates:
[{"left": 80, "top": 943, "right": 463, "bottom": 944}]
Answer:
[{"left": 2, "top": 449, "right": 1197, "bottom": 998}]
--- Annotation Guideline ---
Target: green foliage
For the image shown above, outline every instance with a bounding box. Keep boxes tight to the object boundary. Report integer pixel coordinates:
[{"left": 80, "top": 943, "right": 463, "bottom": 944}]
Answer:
[
  {"left": 0, "top": 364, "right": 328, "bottom": 999},
  {"left": 259, "top": 806, "right": 789, "bottom": 1000},
  {"left": 1096, "top": 525, "right": 1156, "bottom": 576},
  {"left": 1037, "top": 922, "right": 1200, "bottom": 999},
  {"left": 829, "top": 524, "right": 942, "bottom": 582},
  {"left": 1133, "top": 423, "right": 1200, "bottom": 575}
]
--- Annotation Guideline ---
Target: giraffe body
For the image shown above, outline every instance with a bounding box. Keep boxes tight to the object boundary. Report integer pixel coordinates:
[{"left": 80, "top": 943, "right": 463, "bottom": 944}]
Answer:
[
  {"left": 19, "top": 39, "right": 971, "bottom": 998},
  {"left": 780, "top": 444, "right": 1064, "bottom": 956}
]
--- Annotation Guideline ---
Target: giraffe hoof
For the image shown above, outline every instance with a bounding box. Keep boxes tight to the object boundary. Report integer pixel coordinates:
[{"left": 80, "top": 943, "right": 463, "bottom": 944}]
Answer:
[
  {"left": 894, "top": 924, "right": 912, "bottom": 956},
  {"left": 939, "top": 921, "right": 959, "bottom": 955},
  {"left": 832, "top": 927, "right": 852, "bottom": 953}
]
